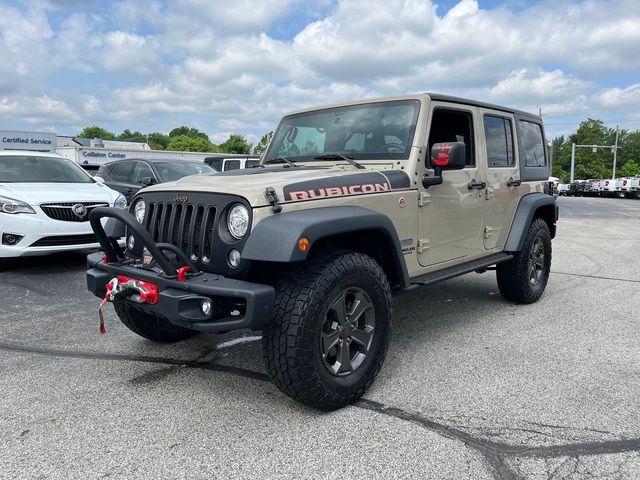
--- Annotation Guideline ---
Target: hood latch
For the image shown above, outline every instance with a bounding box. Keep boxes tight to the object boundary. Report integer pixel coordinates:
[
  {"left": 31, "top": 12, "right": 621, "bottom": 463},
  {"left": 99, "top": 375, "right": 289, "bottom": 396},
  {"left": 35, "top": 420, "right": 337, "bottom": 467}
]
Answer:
[{"left": 265, "top": 186, "right": 282, "bottom": 214}]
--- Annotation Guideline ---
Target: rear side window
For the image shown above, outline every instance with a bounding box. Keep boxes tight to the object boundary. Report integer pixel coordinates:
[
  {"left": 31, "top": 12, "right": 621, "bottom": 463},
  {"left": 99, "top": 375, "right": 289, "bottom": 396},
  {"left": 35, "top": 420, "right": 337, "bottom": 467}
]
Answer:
[
  {"left": 206, "top": 158, "right": 223, "bottom": 171},
  {"left": 111, "top": 162, "right": 135, "bottom": 182},
  {"left": 518, "top": 121, "right": 546, "bottom": 167},
  {"left": 224, "top": 160, "right": 241, "bottom": 171},
  {"left": 484, "top": 115, "right": 514, "bottom": 167}
]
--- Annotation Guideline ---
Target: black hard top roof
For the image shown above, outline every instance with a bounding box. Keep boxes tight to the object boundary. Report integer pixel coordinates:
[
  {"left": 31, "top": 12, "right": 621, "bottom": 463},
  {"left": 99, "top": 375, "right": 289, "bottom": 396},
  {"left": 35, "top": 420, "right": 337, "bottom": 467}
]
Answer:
[{"left": 427, "top": 93, "right": 541, "bottom": 121}]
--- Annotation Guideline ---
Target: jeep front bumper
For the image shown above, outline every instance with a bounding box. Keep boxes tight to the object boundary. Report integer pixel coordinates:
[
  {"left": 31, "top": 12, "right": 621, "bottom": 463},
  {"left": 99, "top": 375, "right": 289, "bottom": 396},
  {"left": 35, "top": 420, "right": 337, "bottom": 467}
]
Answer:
[{"left": 86, "top": 207, "right": 275, "bottom": 332}]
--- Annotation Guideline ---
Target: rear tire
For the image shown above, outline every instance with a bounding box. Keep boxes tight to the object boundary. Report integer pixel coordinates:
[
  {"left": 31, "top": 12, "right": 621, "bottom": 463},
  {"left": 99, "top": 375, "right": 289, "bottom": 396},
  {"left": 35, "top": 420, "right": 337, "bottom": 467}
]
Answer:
[
  {"left": 114, "top": 301, "right": 198, "bottom": 343},
  {"left": 497, "top": 218, "right": 551, "bottom": 304},
  {"left": 262, "top": 251, "right": 392, "bottom": 410}
]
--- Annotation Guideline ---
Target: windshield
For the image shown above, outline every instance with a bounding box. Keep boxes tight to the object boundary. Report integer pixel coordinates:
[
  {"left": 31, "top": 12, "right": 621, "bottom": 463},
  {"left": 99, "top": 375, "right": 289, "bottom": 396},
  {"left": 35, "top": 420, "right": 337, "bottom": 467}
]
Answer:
[
  {"left": 155, "top": 162, "right": 214, "bottom": 182},
  {"left": 264, "top": 100, "right": 420, "bottom": 163},
  {"left": 0, "top": 155, "right": 92, "bottom": 183}
]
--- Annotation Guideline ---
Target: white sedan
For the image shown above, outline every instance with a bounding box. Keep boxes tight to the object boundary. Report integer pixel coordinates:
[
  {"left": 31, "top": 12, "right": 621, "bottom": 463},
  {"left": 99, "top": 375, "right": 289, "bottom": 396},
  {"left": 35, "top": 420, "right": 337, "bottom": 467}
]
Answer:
[{"left": 0, "top": 150, "right": 126, "bottom": 259}]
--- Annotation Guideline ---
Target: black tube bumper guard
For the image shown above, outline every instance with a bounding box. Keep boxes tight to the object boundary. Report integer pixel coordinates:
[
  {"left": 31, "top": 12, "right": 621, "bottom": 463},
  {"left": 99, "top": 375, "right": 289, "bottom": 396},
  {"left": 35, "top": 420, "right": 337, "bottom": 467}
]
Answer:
[{"left": 86, "top": 207, "right": 275, "bottom": 332}]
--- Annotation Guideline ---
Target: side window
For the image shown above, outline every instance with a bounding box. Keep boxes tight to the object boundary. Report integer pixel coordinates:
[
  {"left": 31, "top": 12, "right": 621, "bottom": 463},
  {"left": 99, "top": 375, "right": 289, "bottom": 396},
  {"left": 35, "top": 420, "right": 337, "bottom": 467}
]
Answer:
[
  {"left": 245, "top": 160, "right": 260, "bottom": 168},
  {"left": 131, "top": 162, "right": 154, "bottom": 184},
  {"left": 96, "top": 164, "right": 112, "bottom": 178},
  {"left": 206, "top": 158, "right": 223, "bottom": 171},
  {"left": 428, "top": 109, "right": 475, "bottom": 167},
  {"left": 223, "top": 160, "right": 241, "bottom": 171},
  {"left": 484, "top": 115, "right": 514, "bottom": 167},
  {"left": 111, "top": 162, "right": 135, "bottom": 182},
  {"left": 519, "top": 121, "right": 546, "bottom": 167}
]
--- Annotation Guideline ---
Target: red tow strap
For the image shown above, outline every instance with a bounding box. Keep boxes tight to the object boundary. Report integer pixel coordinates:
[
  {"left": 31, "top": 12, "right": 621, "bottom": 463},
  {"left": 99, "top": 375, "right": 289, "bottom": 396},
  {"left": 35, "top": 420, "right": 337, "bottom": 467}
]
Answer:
[{"left": 97, "top": 279, "right": 117, "bottom": 334}]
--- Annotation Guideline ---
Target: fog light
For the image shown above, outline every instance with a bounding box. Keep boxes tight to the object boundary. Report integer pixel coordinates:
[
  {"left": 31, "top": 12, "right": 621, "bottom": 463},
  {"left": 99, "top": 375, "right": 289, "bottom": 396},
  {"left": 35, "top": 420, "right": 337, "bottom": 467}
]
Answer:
[
  {"left": 228, "top": 249, "right": 241, "bottom": 268},
  {"left": 127, "top": 235, "right": 135, "bottom": 250},
  {"left": 200, "top": 298, "right": 212, "bottom": 317},
  {"left": 2, "top": 233, "right": 24, "bottom": 245}
]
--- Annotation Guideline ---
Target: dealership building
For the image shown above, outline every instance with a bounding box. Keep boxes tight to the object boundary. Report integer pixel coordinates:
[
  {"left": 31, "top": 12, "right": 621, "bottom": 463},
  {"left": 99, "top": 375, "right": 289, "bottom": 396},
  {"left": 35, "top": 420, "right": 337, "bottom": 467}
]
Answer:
[{"left": 1, "top": 129, "right": 217, "bottom": 165}]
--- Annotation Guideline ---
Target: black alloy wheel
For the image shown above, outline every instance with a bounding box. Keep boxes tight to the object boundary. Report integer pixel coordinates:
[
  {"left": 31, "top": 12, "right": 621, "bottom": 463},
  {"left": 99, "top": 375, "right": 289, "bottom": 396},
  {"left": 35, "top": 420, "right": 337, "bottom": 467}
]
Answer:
[{"left": 320, "top": 287, "right": 375, "bottom": 377}]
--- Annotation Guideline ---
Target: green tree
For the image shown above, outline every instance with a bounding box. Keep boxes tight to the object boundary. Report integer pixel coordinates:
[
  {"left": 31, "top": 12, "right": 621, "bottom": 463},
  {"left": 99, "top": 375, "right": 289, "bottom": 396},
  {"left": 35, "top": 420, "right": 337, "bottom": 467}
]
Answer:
[
  {"left": 78, "top": 126, "right": 116, "bottom": 140},
  {"left": 219, "top": 134, "right": 251, "bottom": 154},
  {"left": 167, "top": 135, "right": 218, "bottom": 152},
  {"left": 169, "top": 126, "right": 210, "bottom": 142},
  {"left": 253, "top": 131, "right": 273, "bottom": 154},
  {"left": 619, "top": 160, "right": 640, "bottom": 177},
  {"left": 117, "top": 129, "right": 146, "bottom": 143},
  {"left": 147, "top": 132, "right": 170, "bottom": 150}
]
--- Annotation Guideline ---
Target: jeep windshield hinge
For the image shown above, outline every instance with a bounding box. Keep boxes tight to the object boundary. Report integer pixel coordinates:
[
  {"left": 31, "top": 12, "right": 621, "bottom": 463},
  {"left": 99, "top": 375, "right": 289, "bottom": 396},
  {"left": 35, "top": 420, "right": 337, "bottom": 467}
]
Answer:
[
  {"left": 418, "top": 192, "right": 431, "bottom": 207},
  {"left": 265, "top": 186, "right": 282, "bottom": 214}
]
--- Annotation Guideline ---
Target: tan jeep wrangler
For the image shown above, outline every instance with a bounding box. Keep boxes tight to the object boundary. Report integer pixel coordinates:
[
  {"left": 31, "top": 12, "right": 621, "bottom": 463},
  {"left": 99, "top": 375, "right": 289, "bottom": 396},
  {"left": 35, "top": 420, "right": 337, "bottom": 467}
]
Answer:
[{"left": 87, "top": 93, "right": 558, "bottom": 410}]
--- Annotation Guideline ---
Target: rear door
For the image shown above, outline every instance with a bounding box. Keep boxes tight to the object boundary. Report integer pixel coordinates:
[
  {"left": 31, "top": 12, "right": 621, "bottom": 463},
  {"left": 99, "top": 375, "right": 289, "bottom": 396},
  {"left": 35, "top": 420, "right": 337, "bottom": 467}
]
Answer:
[{"left": 480, "top": 109, "right": 521, "bottom": 250}]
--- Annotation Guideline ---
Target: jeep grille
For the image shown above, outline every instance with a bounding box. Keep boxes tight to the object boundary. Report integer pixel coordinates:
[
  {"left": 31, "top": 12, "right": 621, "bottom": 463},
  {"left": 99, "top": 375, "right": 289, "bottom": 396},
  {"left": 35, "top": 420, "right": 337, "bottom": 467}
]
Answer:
[{"left": 144, "top": 201, "right": 216, "bottom": 263}]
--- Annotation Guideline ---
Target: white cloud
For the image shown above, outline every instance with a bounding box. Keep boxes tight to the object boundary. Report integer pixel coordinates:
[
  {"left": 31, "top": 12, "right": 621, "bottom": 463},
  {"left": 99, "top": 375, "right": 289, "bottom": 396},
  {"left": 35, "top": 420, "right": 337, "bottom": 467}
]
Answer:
[
  {"left": 101, "top": 31, "right": 161, "bottom": 77},
  {"left": 0, "top": 0, "right": 639, "bottom": 140}
]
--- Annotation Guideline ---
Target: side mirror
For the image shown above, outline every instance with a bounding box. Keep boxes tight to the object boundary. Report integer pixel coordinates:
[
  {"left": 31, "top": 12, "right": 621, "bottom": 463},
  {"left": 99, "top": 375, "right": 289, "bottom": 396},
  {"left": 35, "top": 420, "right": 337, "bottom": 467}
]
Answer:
[
  {"left": 422, "top": 142, "right": 467, "bottom": 189},
  {"left": 430, "top": 142, "right": 466, "bottom": 170},
  {"left": 93, "top": 176, "right": 105, "bottom": 184},
  {"left": 140, "top": 176, "right": 156, "bottom": 186}
]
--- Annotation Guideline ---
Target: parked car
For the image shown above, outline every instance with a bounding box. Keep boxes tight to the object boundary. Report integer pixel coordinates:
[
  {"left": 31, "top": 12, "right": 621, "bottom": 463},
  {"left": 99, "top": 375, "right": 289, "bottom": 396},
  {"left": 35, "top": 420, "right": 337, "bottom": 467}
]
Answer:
[
  {"left": 0, "top": 150, "right": 126, "bottom": 261},
  {"left": 567, "top": 180, "right": 583, "bottom": 196},
  {"left": 95, "top": 158, "right": 215, "bottom": 202},
  {"left": 557, "top": 183, "right": 569, "bottom": 196},
  {"left": 87, "top": 92, "right": 557, "bottom": 409},
  {"left": 585, "top": 179, "right": 600, "bottom": 196},
  {"left": 623, "top": 177, "right": 640, "bottom": 199},
  {"left": 204, "top": 155, "right": 261, "bottom": 172},
  {"left": 599, "top": 179, "right": 617, "bottom": 197}
]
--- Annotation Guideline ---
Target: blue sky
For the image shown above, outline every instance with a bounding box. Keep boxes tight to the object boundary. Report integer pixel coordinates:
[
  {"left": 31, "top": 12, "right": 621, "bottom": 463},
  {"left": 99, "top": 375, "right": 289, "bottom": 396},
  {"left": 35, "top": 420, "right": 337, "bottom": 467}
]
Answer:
[{"left": 1, "top": 0, "right": 639, "bottom": 145}]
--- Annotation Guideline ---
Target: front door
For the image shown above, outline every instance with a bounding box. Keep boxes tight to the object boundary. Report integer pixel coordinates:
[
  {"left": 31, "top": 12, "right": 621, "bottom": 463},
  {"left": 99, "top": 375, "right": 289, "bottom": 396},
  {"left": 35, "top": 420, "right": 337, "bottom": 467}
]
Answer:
[
  {"left": 417, "top": 105, "right": 485, "bottom": 267},
  {"left": 480, "top": 109, "right": 521, "bottom": 250}
]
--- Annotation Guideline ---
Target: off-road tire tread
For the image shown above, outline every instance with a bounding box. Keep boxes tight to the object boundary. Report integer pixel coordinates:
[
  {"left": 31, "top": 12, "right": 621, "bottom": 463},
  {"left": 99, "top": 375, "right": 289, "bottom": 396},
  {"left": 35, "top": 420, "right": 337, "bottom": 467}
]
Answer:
[
  {"left": 262, "top": 251, "right": 392, "bottom": 410},
  {"left": 497, "top": 217, "right": 551, "bottom": 304},
  {"left": 114, "top": 301, "right": 198, "bottom": 343}
]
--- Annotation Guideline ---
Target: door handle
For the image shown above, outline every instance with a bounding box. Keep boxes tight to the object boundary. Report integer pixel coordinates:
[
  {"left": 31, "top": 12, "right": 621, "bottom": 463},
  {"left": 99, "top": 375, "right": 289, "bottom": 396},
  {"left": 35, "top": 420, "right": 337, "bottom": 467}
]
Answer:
[
  {"left": 507, "top": 179, "right": 521, "bottom": 187},
  {"left": 468, "top": 181, "right": 486, "bottom": 190}
]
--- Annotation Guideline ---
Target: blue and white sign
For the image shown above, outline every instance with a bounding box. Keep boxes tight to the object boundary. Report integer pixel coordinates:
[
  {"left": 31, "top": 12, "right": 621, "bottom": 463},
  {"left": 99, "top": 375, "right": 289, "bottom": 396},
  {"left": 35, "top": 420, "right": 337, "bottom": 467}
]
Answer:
[
  {"left": 81, "top": 150, "right": 127, "bottom": 159},
  {"left": 0, "top": 130, "right": 56, "bottom": 152}
]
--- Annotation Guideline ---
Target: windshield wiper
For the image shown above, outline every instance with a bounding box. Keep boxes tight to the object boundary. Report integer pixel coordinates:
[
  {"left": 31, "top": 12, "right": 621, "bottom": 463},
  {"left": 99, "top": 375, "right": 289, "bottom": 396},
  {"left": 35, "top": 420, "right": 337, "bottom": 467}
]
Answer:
[
  {"left": 313, "top": 154, "right": 365, "bottom": 169},
  {"left": 263, "top": 157, "right": 299, "bottom": 168}
]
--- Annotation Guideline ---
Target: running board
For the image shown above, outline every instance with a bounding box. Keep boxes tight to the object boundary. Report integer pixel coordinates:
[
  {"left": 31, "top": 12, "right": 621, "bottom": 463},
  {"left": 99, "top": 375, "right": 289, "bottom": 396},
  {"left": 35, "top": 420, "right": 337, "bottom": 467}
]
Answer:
[{"left": 409, "top": 253, "right": 513, "bottom": 287}]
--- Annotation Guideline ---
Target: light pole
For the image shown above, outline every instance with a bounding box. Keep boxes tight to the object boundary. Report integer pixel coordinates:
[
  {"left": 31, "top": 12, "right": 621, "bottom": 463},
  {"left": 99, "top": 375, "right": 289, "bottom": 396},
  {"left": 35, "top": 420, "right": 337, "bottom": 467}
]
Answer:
[{"left": 569, "top": 137, "right": 621, "bottom": 182}]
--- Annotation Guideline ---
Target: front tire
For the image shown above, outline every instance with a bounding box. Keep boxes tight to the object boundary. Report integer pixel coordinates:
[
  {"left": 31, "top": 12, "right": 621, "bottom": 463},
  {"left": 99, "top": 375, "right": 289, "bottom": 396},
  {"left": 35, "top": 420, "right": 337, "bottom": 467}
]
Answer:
[
  {"left": 497, "top": 218, "right": 552, "bottom": 304},
  {"left": 263, "top": 251, "right": 392, "bottom": 410},
  {"left": 114, "top": 301, "right": 199, "bottom": 343}
]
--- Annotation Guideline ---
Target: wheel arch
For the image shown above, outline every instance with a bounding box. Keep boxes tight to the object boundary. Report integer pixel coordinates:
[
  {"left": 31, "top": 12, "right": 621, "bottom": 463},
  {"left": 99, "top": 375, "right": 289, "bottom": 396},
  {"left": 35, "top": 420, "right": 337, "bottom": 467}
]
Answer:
[
  {"left": 504, "top": 193, "right": 558, "bottom": 252},
  {"left": 242, "top": 206, "right": 410, "bottom": 289}
]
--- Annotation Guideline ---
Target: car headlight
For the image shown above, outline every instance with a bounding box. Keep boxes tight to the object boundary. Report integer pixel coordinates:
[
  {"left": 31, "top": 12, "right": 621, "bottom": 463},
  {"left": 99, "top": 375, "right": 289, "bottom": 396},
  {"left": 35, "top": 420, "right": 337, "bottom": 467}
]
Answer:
[
  {"left": 134, "top": 200, "right": 146, "bottom": 223},
  {"left": 227, "top": 204, "right": 249, "bottom": 239},
  {"left": 114, "top": 194, "right": 127, "bottom": 210},
  {"left": 0, "top": 195, "right": 35, "bottom": 214}
]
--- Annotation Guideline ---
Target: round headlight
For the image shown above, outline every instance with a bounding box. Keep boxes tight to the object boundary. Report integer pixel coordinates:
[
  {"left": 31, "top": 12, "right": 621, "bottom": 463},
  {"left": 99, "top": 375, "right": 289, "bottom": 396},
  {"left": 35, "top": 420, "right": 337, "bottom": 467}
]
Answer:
[
  {"left": 134, "top": 200, "right": 146, "bottom": 223},
  {"left": 227, "top": 204, "right": 249, "bottom": 239}
]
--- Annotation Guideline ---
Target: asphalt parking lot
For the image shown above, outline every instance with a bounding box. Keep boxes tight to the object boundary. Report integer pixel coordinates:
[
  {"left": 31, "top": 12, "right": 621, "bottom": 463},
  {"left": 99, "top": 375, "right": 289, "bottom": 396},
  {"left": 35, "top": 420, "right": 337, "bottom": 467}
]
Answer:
[{"left": 1, "top": 196, "right": 640, "bottom": 479}]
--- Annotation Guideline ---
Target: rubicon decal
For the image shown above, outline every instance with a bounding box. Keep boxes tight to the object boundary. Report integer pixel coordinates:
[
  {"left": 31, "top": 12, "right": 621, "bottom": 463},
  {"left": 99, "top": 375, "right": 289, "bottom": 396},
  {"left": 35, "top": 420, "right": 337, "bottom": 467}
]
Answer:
[
  {"left": 288, "top": 183, "right": 390, "bottom": 200},
  {"left": 283, "top": 171, "right": 410, "bottom": 202}
]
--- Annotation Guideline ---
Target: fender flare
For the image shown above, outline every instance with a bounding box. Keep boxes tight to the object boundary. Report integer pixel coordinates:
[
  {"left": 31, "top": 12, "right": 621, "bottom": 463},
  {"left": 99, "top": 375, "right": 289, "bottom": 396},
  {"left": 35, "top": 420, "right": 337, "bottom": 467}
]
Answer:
[
  {"left": 504, "top": 193, "right": 558, "bottom": 252},
  {"left": 242, "top": 206, "right": 410, "bottom": 288}
]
